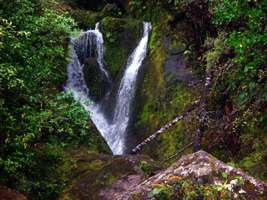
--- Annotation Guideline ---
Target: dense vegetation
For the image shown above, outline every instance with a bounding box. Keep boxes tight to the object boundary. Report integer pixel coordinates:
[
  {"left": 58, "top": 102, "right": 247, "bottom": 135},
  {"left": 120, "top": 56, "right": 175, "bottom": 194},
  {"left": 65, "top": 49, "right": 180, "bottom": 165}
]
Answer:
[
  {"left": 0, "top": 0, "right": 108, "bottom": 199},
  {"left": 124, "top": 0, "right": 267, "bottom": 181},
  {"left": 203, "top": 0, "right": 267, "bottom": 180},
  {"left": 0, "top": 0, "right": 266, "bottom": 199}
]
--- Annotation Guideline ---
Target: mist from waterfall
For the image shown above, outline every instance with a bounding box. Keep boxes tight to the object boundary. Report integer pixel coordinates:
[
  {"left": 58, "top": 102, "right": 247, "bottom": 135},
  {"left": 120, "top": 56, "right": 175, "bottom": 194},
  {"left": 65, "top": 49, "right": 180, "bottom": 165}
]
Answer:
[{"left": 66, "top": 22, "right": 151, "bottom": 155}]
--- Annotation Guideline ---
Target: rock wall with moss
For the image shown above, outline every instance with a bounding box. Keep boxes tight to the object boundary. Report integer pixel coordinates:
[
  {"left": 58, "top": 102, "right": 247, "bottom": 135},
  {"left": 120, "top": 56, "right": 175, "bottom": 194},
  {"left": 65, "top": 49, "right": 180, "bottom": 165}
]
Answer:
[
  {"left": 131, "top": 14, "right": 201, "bottom": 159},
  {"left": 63, "top": 0, "right": 202, "bottom": 159},
  {"left": 63, "top": 0, "right": 267, "bottom": 182}
]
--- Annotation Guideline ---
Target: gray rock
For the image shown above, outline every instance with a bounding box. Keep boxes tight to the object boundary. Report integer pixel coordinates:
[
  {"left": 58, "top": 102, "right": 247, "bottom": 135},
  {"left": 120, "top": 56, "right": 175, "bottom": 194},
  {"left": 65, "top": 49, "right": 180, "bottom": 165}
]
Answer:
[{"left": 116, "top": 150, "right": 267, "bottom": 199}]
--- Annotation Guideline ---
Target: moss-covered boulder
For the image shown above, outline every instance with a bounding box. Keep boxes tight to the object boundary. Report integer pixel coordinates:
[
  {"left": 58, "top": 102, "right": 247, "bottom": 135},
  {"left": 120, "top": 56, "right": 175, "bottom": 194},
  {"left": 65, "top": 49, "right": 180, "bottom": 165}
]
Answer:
[
  {"left": 60, "top": 148, "right": 160, "bottom": 200},
  {"left": 100, "top": 16, "right": 142, "bottom": 79}
]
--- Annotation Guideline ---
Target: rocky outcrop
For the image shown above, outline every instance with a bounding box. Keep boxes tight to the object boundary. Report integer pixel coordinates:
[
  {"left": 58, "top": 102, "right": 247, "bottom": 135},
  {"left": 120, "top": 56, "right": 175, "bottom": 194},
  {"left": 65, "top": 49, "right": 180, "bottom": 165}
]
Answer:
[
  {"left": 60, "top": 150, "right": 266, "bottom": 200},
  {"left": 116, "top": 151, "right": 267, "bottom": 199},
  {"left": 0, "top": 185, "right": 27, "bottom": 200},
  {"left": 60, "top": 148, "right": 160, "bottom": 200}
]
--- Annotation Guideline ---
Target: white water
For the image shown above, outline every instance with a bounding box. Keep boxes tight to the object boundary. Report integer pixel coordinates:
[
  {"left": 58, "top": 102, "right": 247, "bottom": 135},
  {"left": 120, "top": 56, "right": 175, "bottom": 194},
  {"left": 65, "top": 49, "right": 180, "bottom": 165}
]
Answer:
[
  {"left": 66, "top": 22, "right": 151, "bottom": 155},
  {"left": 73, "top": 22, "right": 110, "bottom": 81}
]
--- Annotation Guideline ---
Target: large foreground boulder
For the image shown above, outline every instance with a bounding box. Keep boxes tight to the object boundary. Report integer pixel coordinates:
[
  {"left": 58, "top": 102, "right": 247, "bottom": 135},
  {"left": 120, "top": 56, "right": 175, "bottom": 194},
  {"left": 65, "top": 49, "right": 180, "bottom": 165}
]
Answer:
[
  {"left": 60, "top": 148, "right": 159, "bottom": 200},
  {"left": 116, "top": 150, "right": 267, "bottom": 199}
]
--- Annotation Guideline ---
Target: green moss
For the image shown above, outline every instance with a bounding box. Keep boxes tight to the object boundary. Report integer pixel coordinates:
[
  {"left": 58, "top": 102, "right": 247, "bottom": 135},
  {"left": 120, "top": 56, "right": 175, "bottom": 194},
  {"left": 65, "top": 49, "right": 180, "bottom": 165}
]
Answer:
[
  {"left": 61, "top": 149, "right": 145, "bottom": 200},
  {"left": 156, "top": 122, "right": 184, "bottom": 158},
  {"left": 139, "top": 160, "right": 153, "bottom": 176},
  {"left": 71, "top": 9, "right": 100, "bottom": 29},
  {"left": 128, "top": 1, "right": 170, "bottom": 23},
  {"left": 134, "top": 26, "right": 195, "bottom": 159},
  {"left": 101, "top": 16, "right": 142, "bottom": 78},
  {"left": 237, "top": 122, "right": 267, "bottom": 181},
  {"left": 204, "top": 32, "right": 226, "bottom": 71},
  {"left": 148, "top": 185, "right": 172, "bottom": 200},
  {"left": 131, "top": 192, "right": 143, "bottom": 200},
  {"left": 135, "top": 45, "right": 166, "bottom": 132},
  {"left": 104, "top": 44, "right": 128, "bottom": 77}
]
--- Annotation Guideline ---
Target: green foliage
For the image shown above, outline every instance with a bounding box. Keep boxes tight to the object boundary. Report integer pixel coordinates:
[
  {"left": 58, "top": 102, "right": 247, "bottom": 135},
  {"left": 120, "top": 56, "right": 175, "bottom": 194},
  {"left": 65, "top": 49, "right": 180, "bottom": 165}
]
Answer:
[
  {"left": 101, "top": 16, "right": 141, "bottom": 78},
  {"left": 168, "top": 0, "right": 195, "bottom": 8},
  {"left": 71, "top": 9, "right": 100, "bottom": 29},
  {"left": 148, "top": 185, "right": 172, "bottom": 200},
  {"left": 147, "top": 177, "right": 250, "bottom": 200},
  {"left": 0, "top": 0, "right": 108, "bottom": 199},
  {"left": 200, "top": 0, "right": 267, "bottom": 182},
  {"left": 139, "top": 160, "right": 153, "bottom": 176},
  {"left": 128, "top": 0, "right": 169, "bottom": 22},
  {"left": 209, "top": 0, "right": 267, "bottom": 106},
  {"left": 204, "top": 32, "right": 227, "bottom": 70}
]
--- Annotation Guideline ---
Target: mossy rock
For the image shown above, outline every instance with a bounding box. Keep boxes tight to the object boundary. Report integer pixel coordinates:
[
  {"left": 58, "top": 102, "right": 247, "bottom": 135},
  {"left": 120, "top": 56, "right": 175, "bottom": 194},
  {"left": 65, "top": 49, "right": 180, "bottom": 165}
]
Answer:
[
  {"left": 83, "top": 58, "right": 110, "bottom": 101},
  {"left": 132, "top": 20, "right": 198, "bottom": 160},
  {"left": 0, "top": 185, "right": 27, "bottom": 200},
  {"left": 71, "top": 9, "right": 101, "bottom": 29},
  {"left": 86, "top": 120, "right": 112, "bottom": 154},
  {"left": 60, "top": 148, "right": 159, "bottom": 200},
  {"left": 100, "top": 16, "right": 142, "bottom": 79}
]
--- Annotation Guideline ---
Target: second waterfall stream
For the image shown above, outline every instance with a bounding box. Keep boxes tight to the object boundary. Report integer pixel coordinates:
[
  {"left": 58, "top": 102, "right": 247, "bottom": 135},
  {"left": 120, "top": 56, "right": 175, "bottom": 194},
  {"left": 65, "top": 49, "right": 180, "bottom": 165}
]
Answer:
[{"left": 66, "top": 22, "right": 152, "bottom": 155}]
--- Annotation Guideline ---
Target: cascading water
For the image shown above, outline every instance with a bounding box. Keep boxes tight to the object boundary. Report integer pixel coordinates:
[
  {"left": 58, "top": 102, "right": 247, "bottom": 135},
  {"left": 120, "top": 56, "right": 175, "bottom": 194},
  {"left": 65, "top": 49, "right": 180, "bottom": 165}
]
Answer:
[
  {"left": 109, "top": 22, "right": 152, "bottom": 154},
  {"left": 66, "top": 22, "right": 152, "bottom": 155},
  {"left": 65, "top": 23, "right": 110, "bottom": 103},
  {"left": 74, "top": 22, "right": 110, "bottom": 81}
]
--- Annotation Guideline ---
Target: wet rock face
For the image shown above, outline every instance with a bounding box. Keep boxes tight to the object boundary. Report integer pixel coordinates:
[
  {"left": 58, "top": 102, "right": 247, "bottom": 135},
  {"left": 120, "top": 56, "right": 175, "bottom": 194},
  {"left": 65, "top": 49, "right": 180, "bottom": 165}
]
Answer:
[
  {"left": 116, "top": 151, "right": 267, "bottom": 199},
  {"left": 0, "top": 185, "right": 27, "bottom": 200},
  {"left": 164, "top": 53, "right": 196, "bottom": 86},
  {"left": 101, "top": 17, "right": 142, "bottom": 79},
  {"left": 83, "top": 58, "right": 110, "bottom": 101}
]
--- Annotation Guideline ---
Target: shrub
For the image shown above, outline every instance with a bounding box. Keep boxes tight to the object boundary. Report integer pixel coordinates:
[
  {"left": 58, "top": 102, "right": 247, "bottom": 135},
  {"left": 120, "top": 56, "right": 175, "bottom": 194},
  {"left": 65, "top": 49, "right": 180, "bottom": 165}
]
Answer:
[{"left": 0, "top": 1, "right": 105, "bottom": 199}]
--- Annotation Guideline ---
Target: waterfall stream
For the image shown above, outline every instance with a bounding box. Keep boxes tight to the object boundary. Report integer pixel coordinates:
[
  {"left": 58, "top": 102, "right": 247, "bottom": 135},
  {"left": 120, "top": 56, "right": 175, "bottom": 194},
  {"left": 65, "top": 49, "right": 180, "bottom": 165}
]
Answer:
[
  {"left": 73, "top": 22, "right": 110, "bottom": 81},
  {"left": 66, "top": 22, "right": 151, "bottom": 155}
]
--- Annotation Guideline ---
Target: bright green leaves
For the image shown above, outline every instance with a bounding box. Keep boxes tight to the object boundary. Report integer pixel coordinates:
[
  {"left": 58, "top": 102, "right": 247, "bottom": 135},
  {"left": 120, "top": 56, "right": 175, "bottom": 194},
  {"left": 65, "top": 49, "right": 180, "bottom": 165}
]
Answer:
[
  {"left": 209, "top": 0, "right": 266, "bottom": 106},
  {"left": 0, "top": 1, "right": 84, "bottom": 199},
  {"left": 211, "top": 0, "right": 242, "bottom": 25},
  {"left": 227, "top": 31, "right": 263, "bottom": 55},
  {"left": 0, "top": 64, "right": 24, "bottom": 91},
  {"left": 226, "top": 30, "right": 266, "bottom": 105},
  {"left": 204, "top": 32, "right": 227, "bottom": 70},
  {"left": 148, "top": 185, "right": 172, "bottom": 200},
  {"left": 211, "top": 0, "right": 265, "bottom": 29}
]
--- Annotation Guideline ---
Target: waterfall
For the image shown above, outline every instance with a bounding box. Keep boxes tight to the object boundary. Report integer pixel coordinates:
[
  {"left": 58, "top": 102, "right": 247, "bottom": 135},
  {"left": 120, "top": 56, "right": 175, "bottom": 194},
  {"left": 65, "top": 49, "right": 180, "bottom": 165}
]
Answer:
[
  {"left": 110, "top": 22, "right": 152, "bottom": 154},
  {"left": 66, "top": 22, "right": 151, "bottom": 155},
  {"left": 73, "top": 22, "right": 110, "bottom": 81}
]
